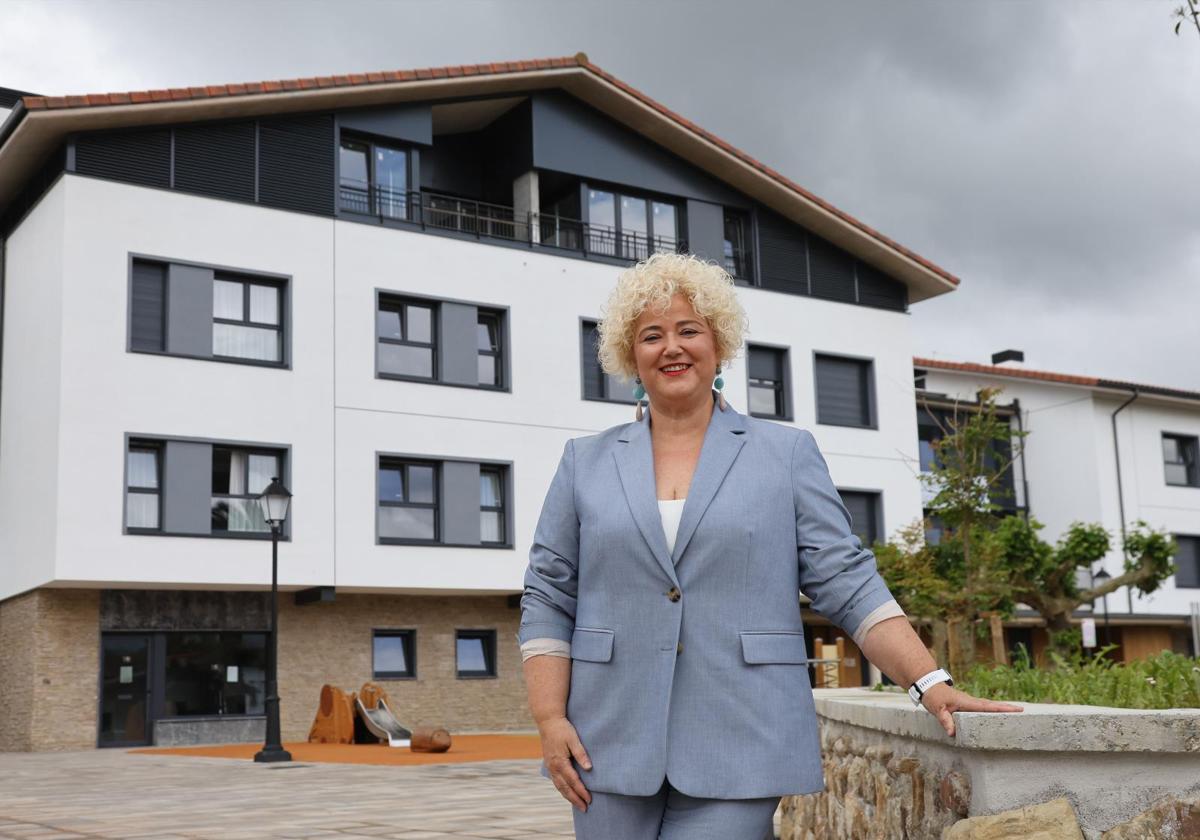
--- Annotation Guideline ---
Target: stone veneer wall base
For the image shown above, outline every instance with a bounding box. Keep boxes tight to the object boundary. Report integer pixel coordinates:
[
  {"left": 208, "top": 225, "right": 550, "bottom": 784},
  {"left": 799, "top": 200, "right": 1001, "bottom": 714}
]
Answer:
[{"left": 780, "top": 689, "right": 1200, "bottom": 840}]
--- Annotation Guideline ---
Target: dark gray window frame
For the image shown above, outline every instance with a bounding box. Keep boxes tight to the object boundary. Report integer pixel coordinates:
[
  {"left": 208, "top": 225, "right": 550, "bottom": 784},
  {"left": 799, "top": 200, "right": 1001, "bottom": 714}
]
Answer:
[
  {"left": 377, "top": 457, "right": 441, "bottom": 544},
  {"left": 1162, "top": 432, "right": 1200, "bottom": 488},
  {"left": 121, "top": 432, "right": 292, "bottom": 541},
  {"left": 211, "top": 273, "right": 286, "bottom": 364},
  {"left": 455, "top": 628, "right": 498, "bottom": 679},
  {"left": 337, "top": 132, "right": 415, "bottom": 221},
  {"left": 211, "top": 446, "right": 286, "bottom": 536},
  {"left": 372, "top": 628, "right": 418, "bottom": 679},
  {"left": 126, "top": 253, "right": 292, "bottom": 370},
  {"left": 812, "top": 351, "right": 878, "bottom": 430},
  {"left": 1172, "top": 534, "right": 1200, "bottom": 589},
  {"left": 374, "top": 288, "right": 512, "bottom": 393},
  {"left": 579, "top": 316, "right": 637, "bottom": 405},
  {"left": 745, "top": 342, "right": 793, "bottom": 422},
  {"left": 836, "top": 487, "right": 884, "bottom": 547},
  {"left": 375, "top": 451, "right": 514, "bottom": 549},
  {"left": 579, "top": 179, "right": 683, "bottom": 260},
  {"left": 125, "top": 439, "right": 164, "bottom": 534},
  {"left": 479, "top": 464, "right": 506, "bottom": 546},
  {"left": 475, "top": 309, "right": 505, "bottom": 390}
]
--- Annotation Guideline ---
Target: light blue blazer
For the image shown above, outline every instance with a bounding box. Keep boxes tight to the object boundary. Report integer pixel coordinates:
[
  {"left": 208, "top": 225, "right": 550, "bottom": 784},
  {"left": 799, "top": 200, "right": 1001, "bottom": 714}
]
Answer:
[{"left": 519, "top": 397, "right": 897, "bottom": 798}]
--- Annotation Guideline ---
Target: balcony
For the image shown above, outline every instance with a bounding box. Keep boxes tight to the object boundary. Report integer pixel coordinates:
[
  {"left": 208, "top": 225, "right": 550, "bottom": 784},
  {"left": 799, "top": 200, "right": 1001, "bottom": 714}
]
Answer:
[{"left": 338, "top": 183, "right": 686, "bottom": 263}]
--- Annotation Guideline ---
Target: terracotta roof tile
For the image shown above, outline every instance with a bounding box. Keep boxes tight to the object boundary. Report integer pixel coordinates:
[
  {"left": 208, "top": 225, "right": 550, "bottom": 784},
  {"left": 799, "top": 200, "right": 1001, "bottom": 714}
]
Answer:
[
  {"left": 915, "top": 358, "right": 1099, "bottom": 387},
  {"left": 12, "top": 54, "right": 959, "bottom": 288}
]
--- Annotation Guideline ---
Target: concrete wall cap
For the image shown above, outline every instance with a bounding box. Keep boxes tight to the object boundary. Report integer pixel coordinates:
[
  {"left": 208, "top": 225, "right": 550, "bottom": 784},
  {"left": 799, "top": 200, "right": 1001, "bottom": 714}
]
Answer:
[{"left": 813, "top": 688, "right": 1200, "bottom": 754}]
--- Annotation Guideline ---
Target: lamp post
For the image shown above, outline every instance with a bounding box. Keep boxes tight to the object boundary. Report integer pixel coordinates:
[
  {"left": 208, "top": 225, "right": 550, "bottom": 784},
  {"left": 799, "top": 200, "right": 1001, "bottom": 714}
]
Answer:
[
  {"left": 1094, "top": 568, "right": 1112, "bottom": 652},
  {"left": 255, "top": 476, "right": 292, "bottom": 764}
]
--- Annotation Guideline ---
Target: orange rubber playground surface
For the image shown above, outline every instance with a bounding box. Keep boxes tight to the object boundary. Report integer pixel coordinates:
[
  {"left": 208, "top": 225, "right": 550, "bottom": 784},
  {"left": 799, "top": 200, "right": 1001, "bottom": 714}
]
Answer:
[{"left": 133, "top": 733, "right": 545, "bottom": 766}]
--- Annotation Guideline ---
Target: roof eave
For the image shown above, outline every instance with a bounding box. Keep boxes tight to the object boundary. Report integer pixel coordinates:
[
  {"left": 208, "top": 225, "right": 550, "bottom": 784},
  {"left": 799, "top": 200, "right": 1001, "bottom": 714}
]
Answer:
[{"left": 0, "top": 63, "right": 958, "bottom": 301}]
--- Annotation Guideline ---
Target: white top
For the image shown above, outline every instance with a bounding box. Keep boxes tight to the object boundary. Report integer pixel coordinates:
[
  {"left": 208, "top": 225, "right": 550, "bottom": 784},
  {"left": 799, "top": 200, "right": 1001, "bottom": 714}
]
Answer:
[{"left": 657, "top": 498, "right": 687, "bottom": 554}]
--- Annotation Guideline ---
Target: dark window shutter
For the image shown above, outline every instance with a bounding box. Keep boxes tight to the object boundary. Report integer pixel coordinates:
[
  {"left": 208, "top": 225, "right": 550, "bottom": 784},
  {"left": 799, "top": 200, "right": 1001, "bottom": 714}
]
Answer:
[
  {"left": 816, "top": 355, "right": 872, "bottom": 427},
  {"left": 855, "top": 260, "right": 907, "bottom": 311},
  {"left": 258, "top": 114, "right": 335, "bottom": 216},
  {"left": 130, "top": 260, "right": 166, "bottom": 351},
  {"left": 756, "top": 209, "right": 809, "bottom": 294},
  {"left": 839, "top": 491, "right": 879, "bottom": 545},
  {"left": 75, "top": 129, "right": 171, "bottom": 188},
  {"left": 173, "top": 121, "right": 255, "bottom": 202},
  {"left": 1175, "top": 536, "right": 1200, "bottom": 588},
  {"left": 749, "top": 346, "right": 784, "bottom": 380},
  {"left": 808, "top": 236, "right": 856, "bottom": 303}
]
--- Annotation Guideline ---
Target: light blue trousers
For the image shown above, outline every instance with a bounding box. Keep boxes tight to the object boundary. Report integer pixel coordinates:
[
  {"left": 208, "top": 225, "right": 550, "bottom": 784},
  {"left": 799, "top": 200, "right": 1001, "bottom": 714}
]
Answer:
[{"left": 572, "top": 777, "right": 780, "bottom": 840}]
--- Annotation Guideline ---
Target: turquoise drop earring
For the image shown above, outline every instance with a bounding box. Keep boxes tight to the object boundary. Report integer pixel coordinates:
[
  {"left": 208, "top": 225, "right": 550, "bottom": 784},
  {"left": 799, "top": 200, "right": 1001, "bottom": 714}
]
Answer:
[
  {"left": 714, "top": 366, "right": 728, "bottom": 411},
  {"left": 633, "top": 377, "right": 646, "bottom": 421}
]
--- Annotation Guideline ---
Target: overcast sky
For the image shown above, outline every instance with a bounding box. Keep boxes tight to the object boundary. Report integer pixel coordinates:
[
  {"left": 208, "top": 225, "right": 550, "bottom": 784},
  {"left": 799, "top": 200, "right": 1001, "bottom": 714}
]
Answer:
[{"left": 4, "top": 0, "right": 1197, "bottom": 388}]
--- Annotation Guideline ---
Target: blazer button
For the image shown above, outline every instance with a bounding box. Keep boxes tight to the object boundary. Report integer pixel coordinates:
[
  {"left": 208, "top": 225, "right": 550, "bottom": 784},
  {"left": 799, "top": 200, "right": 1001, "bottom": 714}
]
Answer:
[
  {"left": 666, "top": 586, "right": 681, "bottom": 602},
  {"left": 676, "top": 642, "right": 684, "bottom": 654}
]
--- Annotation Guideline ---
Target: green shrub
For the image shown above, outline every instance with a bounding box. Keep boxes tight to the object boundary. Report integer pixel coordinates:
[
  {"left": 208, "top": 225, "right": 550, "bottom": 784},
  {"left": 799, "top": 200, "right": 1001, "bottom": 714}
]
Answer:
[{"left": 957, "top": 646, "right": 1200, "bottom": 709}]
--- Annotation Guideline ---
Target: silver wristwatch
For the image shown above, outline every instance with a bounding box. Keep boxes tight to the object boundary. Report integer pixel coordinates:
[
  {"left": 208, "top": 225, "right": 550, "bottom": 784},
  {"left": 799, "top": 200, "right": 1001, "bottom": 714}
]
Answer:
[{"left": 908, "top": 668, "right": 953, "bottom": 706}]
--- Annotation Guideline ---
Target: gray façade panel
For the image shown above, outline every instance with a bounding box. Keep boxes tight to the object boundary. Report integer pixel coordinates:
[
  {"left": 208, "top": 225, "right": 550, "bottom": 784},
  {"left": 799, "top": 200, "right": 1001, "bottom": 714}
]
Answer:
[
  {"left": 162, "top": 441, "right": 213, "bottom": 535},
  {"left": 531, "top": 92, "right": 746, "bottom": 207},
  {"left": 441, "top": 460, "right": 481, "bottom": 545},
  {"left": 685, "top": 199, "right": 726, "bottom": 265},
  {"left": 339, "top": 104, "right": 433, "bottom": 146},
  {"left": 166, "top": 263, "right": 214, "bottom": 358},
  {"left": 439, "top": 301, "right": 479, "bottom": 386}
]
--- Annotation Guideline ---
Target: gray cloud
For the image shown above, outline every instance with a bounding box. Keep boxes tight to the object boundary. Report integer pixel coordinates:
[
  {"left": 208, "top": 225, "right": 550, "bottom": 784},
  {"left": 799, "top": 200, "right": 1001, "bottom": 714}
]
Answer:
[{"left": 2, "top": 0, "right": 1196, "bottom": 387}]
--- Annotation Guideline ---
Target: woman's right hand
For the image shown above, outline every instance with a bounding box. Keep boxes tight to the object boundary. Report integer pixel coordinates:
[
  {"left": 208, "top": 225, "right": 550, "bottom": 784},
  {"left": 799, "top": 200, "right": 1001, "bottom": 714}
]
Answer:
[{"left": 538, "top": 715, "right": 593, "bottom": 812}]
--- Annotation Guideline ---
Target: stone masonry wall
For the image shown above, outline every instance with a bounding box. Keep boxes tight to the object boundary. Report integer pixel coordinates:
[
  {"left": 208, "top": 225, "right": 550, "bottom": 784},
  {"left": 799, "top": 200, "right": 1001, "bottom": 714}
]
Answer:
[
  {"left": 780, "top": 720, "right": 968, "bottom": 840},
  {"left": 278, "top": 593, "right": 531, "bottom": 741},
  {"left": 0, "top": 588, "right": 99, "bottom": 752}
]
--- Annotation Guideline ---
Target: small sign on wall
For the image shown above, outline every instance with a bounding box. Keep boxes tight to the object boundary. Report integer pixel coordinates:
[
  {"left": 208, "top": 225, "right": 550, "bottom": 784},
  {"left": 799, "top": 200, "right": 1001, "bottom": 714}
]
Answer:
[
  {"left": 119, "top": 665, "right": 133, "bottom": 684},
  {"left": 1081, "top": 618, "right": 1097, "bottom": 649}
]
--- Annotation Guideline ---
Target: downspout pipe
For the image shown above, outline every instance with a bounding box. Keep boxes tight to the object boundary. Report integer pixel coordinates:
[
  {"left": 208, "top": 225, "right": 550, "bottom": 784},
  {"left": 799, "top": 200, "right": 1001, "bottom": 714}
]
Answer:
[
  {"left": 1012, "top": 398, "right": 1031, "bottom": 518},
  {"left": 1110, "top": 390, "right": 1139, "bottom": 613}
]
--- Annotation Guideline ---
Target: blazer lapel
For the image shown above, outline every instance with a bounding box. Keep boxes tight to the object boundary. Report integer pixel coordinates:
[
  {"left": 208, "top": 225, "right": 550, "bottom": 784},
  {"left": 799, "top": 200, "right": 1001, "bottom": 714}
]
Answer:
[
  {"left": 671, "top": 401, "right": 747, "bottom": 565},
  {"left": 613, "top": 396, "right": 749, "bottom": 577},
  {"left": 613, "top": 412, "right": 679, "bottom": 586}
]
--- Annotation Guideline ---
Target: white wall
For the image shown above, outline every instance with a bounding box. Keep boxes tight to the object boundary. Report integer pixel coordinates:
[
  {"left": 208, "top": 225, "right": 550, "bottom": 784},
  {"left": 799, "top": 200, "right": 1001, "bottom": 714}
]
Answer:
[
  {"left": 0, "top": 180, "right": 65, "bottom": 598},
  {"left": 41, "top": 176, "right": 336, "bottom": 593},
  {"left": 1, "top": 175, "right": 928, "bottom": 598}
]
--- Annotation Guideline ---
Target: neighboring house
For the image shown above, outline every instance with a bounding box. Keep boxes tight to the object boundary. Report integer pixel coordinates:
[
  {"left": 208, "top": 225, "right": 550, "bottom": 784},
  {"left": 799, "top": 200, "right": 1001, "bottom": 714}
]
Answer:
[
  {"left": 0, "top": 55, "right": 957, "bottom": 751},
  {"left": 916, "top": 353, "right": 1200, "bottom": 664}
]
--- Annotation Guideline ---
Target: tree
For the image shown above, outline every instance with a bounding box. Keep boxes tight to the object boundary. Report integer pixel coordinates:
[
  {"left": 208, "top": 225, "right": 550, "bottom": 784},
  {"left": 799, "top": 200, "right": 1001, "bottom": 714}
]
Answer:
[
  {"left": 1174, "top": 0, "right": 1200, "bottom": 41},
  {"left": 996, "top": 517, "right": 1177, "bottom": 660},
  {"left": 875, "top": 388, "right": 1023, "bottom": 674},
  {"left": 876, "top": 387, "right": 1179, "bottom": 670}
]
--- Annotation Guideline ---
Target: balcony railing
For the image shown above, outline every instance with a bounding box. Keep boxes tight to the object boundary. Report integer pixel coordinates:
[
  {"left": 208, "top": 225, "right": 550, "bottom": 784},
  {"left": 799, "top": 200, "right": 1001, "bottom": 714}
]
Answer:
[{"left": 339, "top": 183, "right": 687, "bottom": 263}]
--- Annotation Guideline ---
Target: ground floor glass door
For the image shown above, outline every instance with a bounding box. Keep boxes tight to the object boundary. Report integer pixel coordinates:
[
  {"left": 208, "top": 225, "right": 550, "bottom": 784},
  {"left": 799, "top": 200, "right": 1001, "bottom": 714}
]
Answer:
[{"left": 98, "top": 634, "right": 151, "bottom": 746}]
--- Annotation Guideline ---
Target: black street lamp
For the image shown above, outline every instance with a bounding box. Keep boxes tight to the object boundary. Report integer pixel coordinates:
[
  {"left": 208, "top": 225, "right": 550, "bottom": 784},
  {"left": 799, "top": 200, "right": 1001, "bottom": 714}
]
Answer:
[
  {"left": 1094, "top": 568, "right": 1112, "bottom": 651},
  {"left": 255, "top": 476, "right": 292, "bottom": 764}
]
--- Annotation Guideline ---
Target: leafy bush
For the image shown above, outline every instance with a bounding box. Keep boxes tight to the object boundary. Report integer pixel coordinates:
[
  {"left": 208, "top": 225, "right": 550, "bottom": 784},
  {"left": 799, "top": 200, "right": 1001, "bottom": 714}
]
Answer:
[{"left": 957, "top": 646, "right": 1200, "bottom": 709}]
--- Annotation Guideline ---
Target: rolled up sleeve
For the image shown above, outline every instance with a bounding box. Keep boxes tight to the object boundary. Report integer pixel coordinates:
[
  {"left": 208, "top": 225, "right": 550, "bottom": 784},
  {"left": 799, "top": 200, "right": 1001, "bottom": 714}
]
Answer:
[
  {"left": 518, "top": 439, "right": 580, "bottom": 645},
  {"left": 792, "top": 430, "right": 897, "bottom": 638}
]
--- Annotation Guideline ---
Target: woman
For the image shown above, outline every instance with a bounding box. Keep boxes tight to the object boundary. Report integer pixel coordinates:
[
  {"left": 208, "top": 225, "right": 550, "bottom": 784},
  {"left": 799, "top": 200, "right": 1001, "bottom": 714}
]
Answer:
[{"left": 519, "top": 253, "right": 1020, "bottom": 840}]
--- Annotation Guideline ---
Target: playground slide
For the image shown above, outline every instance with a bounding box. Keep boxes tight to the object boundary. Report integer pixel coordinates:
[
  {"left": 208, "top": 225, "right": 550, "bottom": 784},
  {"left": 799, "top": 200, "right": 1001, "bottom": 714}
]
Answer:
[{"left": 355, "top": 696, "right": 413, "bottom": 748}]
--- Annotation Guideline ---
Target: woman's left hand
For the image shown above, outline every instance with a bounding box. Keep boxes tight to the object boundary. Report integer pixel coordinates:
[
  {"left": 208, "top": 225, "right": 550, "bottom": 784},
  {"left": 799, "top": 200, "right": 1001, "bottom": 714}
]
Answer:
[{"left": 920, "top": 683, "right": 1023, "bottom": 737}]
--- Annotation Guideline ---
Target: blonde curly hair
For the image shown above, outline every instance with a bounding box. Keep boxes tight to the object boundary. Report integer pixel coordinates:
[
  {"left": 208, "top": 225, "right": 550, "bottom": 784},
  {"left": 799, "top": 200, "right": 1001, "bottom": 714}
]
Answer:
[{"left": 597, "top": 252, "right": 747, "bottom": 381}]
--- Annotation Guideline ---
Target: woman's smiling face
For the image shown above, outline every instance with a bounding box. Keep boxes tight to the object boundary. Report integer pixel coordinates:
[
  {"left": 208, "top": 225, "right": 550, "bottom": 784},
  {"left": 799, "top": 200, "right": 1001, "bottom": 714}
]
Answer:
[{"left": 631, "top": 293, "right": 719, "bottom": 408}]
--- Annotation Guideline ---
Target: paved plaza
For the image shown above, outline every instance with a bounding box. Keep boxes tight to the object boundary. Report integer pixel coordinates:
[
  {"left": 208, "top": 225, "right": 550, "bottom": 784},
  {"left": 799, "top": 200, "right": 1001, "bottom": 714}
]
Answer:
[{"left": 0, "top": 749, "right": 784, "bottom": 839}]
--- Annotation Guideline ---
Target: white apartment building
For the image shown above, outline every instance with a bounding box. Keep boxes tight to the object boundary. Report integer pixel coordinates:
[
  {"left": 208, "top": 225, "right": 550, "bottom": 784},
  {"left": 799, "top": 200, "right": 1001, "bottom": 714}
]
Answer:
[
  {"left": 0, "top": 55, "right": 958, "bottom": 750},
  {"left": 916, "top": 354, "right": 1200, "bottom": 662}
]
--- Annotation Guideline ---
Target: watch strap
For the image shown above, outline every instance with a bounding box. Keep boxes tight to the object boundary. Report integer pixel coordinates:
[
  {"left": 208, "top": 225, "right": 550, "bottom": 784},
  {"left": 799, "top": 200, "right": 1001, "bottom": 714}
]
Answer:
[{"left": 908, "top": 668, "right": 954, "bottom": 706}]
